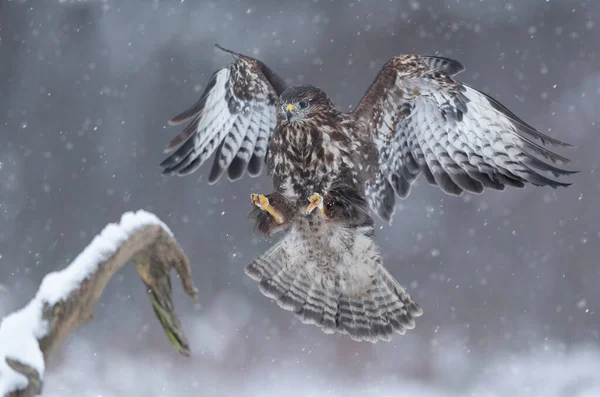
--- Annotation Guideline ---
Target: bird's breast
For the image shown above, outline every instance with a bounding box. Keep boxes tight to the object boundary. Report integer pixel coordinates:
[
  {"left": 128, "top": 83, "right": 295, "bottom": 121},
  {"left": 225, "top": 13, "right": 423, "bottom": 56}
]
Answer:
[{"left": 271, "top": 124, "right": 353, "bottom": 199}]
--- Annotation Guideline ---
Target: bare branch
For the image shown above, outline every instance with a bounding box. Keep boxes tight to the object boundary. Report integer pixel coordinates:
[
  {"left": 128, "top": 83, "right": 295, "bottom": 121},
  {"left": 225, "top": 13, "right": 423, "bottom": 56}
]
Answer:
[{"left": 0, "top": 210, "right": 197, "bottom": 397}]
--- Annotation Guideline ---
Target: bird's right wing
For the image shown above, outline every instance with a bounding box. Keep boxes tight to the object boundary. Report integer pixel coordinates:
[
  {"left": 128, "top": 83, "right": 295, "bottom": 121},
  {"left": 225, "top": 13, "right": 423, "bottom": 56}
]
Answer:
[{"left": 160, "top": 45, "right": 287, "bottom": 183}]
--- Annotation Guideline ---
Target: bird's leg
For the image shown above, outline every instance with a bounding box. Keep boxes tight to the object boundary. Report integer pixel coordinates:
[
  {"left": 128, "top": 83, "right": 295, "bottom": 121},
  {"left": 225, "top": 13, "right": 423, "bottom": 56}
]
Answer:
[
  {"left": 249, "top": 192, "right": 294, "bottom": 237},
  {"left": 251, "top": 193, "right": 285, "bottom": 224},
  {"left": 305, "top": 193, "right": 328, "bottom": 219}
]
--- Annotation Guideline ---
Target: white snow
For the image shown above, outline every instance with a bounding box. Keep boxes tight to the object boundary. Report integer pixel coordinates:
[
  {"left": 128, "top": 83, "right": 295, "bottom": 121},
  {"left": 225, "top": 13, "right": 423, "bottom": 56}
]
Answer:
[{"left": 0, "top": 210, "right": 172, "bottom": 396}]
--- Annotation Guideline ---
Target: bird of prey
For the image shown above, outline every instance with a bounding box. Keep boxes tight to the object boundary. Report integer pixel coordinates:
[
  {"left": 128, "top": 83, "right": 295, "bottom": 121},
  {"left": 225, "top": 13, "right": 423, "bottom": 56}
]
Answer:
[{"left": 160, "top": 45, "right": 576, "bottom": 342}]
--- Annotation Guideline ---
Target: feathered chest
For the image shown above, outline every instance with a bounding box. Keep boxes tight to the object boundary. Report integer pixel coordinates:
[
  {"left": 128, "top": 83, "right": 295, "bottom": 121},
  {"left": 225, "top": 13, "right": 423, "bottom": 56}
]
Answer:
[{"left": 268, "top": 123, "right": 354, "bottom": 198}]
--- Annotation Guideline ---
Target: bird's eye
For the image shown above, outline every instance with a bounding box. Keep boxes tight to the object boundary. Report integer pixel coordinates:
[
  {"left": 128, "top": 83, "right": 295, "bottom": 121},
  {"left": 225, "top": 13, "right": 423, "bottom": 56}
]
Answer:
[{"left": 298, "top": 100, "right": 309, "bottom": 109}]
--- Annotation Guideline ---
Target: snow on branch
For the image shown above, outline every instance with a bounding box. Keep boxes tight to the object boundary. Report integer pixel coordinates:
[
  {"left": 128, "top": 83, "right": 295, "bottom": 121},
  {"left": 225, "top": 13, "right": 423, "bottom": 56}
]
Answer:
[{"left": 0, "top": 210, "right": 198, "bottom": 397}]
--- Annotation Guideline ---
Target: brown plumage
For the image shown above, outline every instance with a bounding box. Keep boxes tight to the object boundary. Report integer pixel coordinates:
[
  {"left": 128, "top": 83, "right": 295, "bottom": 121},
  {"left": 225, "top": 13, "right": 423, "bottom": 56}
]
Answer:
[{"left": 160, "top": 45, "right": 576, "bottom": 342}]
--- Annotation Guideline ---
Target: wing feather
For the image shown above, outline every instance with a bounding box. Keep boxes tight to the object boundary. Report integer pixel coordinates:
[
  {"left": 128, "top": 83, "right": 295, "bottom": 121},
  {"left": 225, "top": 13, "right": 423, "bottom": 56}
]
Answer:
[
  {"left": 161, "top": 45, "right": 286, "bottom": 183},
  {"left": 419, "top": 55, "right": 465, "bottom": 76},
  {"left": 227, "top": 110, "right": 261, "bottom": 181},
  {"left": 248, "top": 104, "right": 276, "bottom": 176},
  {"left": 353, "top": 54, "right": 576, "bottom": 221}
]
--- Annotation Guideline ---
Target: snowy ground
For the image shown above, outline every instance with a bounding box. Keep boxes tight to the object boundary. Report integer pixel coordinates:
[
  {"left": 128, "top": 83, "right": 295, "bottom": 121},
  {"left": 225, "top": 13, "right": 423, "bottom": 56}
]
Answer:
[
  {"left": 38, "top": 345, "right": 600, "bottom": 397},
  {"left": 2, "top": 292, "right": 599, "bottom": 397}
]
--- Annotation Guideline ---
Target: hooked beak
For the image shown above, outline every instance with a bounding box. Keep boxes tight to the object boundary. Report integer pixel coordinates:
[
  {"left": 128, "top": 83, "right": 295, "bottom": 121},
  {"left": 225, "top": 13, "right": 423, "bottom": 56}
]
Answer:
[{"left": 285, "top": 104, "right": 294, "bottom": 121}]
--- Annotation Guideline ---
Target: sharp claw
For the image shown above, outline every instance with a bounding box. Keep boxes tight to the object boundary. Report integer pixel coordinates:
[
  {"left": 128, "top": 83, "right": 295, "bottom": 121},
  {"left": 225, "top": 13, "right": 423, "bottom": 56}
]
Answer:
[
  {"left": 251, "top": 193, "right": 270, "bottom": 210},
  {"left": 306, "top": 193, "right": 326, "bottom": 218},
  {"left": 250, "top": 193, "right": 284, "bottom": 224}
]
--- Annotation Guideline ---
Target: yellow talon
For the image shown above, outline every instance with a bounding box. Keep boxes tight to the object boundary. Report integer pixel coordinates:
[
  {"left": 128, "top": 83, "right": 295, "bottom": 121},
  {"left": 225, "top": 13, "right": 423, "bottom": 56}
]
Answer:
[
  {"left": 251, "top": 193, "right": 284, "bottom": 224},
  {"left": 251, "top": 193, "right": 269, "bottom": 210},
  {"left": 306, "top": 193, "right": 327, "bottom": 219}
]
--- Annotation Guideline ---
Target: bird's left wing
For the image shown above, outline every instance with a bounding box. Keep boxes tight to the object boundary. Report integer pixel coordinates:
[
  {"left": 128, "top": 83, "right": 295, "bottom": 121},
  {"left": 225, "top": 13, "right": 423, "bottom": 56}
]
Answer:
[
  {"left": 160, "top": 45, "right": 287, "bottom": 183},
  {"left": 352, "top": 54, "right": 577, "bottom": 222}
]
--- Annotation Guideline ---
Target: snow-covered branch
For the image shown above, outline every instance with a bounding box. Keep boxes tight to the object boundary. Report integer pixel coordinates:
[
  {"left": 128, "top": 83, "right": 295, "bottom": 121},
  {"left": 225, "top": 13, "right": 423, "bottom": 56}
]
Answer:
[{"left": 0, "top": 210, "right": 197, "bottom": 397}]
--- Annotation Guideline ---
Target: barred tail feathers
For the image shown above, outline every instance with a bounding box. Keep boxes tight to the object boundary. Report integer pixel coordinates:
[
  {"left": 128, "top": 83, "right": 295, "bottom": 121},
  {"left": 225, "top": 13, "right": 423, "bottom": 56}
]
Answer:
[{"left": 245, "top": 225, "right": 422, "bottom": 342}]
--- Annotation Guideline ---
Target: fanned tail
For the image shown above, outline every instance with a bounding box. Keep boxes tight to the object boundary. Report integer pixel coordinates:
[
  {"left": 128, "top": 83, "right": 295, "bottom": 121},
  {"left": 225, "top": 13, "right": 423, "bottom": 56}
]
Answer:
[{"left": 245, "top": 223, "right": 422, "bottom": 342}]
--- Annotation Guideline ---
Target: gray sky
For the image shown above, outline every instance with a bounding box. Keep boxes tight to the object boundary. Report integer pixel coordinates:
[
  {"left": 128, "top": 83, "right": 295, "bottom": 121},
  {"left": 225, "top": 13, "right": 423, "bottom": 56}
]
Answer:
[{"left": 1, "top": 0, "right": 599, "bottom": 395}]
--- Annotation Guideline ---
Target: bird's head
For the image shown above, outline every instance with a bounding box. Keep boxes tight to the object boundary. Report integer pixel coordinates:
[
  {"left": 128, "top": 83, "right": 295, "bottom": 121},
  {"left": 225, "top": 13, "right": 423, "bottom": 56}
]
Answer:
[{"left": 279, "top": 85, "right": 334, "bottom": 124}]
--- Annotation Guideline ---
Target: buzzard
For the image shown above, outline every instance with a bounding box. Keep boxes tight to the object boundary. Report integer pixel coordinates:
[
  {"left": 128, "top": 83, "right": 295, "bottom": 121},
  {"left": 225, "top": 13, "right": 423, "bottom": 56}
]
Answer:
[{"left": 160, "top": 45, "right": 576, "bottom": 342}]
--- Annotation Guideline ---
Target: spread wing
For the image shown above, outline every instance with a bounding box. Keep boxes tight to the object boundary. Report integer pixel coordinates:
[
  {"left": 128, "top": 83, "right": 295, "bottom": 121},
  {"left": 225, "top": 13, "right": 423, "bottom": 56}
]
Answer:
[
  {"left": 353, "top": 54, "right": 577, "bottom": 222},
  {"left": 160, "top": 45, "right": 287, "bottom": 183}
]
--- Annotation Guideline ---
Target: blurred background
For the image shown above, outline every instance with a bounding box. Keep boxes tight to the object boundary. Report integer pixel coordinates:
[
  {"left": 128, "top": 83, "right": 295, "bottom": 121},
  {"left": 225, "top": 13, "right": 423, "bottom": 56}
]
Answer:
[{"left": 1, "top": 0, "right": 599, "bottom": 396}]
